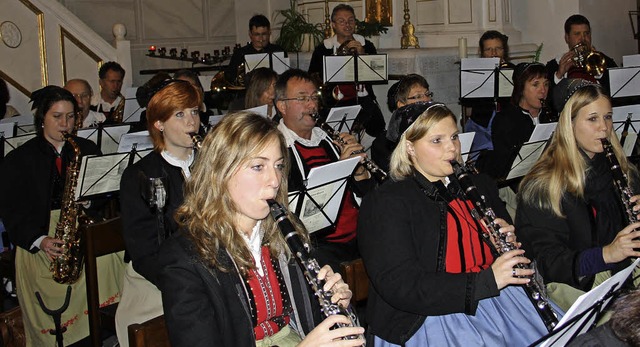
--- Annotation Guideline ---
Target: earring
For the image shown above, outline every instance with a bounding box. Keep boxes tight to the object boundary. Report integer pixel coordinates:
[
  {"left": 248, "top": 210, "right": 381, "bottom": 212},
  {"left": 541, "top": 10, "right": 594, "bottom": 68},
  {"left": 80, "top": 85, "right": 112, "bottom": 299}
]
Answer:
[{"left": 160, "top": 127, "right": 164, "bottom": 132}]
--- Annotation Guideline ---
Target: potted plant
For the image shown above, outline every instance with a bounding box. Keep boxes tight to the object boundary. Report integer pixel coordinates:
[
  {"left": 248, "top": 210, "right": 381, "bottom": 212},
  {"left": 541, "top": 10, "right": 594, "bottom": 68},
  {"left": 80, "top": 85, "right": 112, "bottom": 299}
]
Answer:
[
  {"left": 275, "top": 0, "right": 324, "bottom": 52},
  {"left": 355, "top": 19, "right": 388, "bottom": 47}
]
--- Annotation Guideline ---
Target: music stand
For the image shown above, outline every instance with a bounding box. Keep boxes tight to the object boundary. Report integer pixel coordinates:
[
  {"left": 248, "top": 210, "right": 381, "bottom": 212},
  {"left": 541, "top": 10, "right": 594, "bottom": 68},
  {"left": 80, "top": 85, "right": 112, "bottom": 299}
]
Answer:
[
  {"left": 288, "top": 156, "right": 360, "bottom": 233},
  {"left": 609, "top": 66, "right": 640, "bottom": 99},
  {"left": 244, "top": 52, "right": 291, "bottom": 75},
  {"left": 612, "top": 104, "right": 640, "bottom": 155},
  {"left": 2, "top": 133, "right": 36, "bottom": 158},
  {"left": 0, "top": 114, "right": 35, "bottom": 135},
  {"left": 506, "top": 140, "right": 548, "bottom": 181},
  {"left": 122, "top": 87, "right": 145, "bottom": 123},
  {"left": 459, "top": 132, "right": 476, "bottom": 163},
  {"left": 535, "top": 258, "right": 640, "bottom": 347},
  {"left": 325, "top": 105, "right": 361, "bottom": 134},
  {"left": 117, "top": 131, "right": 154, "bottom": 153},
  {"left": 322, "top": 54, "right": 388, "bottom": 85}
]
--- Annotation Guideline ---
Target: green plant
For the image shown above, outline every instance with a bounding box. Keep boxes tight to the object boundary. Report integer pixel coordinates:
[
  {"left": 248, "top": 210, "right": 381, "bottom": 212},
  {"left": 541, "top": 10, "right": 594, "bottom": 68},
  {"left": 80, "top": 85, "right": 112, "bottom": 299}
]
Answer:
[
  {"left": 534, "top": 43, "right": 544, "bottom": 63},
  {"left": 355, "top": 19, "right": 389, "bottom": 38},
  {"left": 275, "top": 0, "right": 324, "bottom": 52}
]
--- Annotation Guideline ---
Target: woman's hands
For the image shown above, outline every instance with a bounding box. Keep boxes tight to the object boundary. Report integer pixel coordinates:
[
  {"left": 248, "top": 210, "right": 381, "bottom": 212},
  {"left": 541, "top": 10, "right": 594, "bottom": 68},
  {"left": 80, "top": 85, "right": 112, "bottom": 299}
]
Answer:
[
  {"left": 602, "top": 221, "right": 640, "bottom": 264},
  {"left": 298, "top": 315, "right": 365, "bottom": 347},
  {"left": 491, "top": 249, "right": 535, "bottom": 290},
  {"left": 40, "top": 236, "right": 64, "bottom": 262},
  {"left": 318, "top": 265, "right": 352, "bottom": 309},
  {"left": 485, "top": 218, "right": 518, "bottom": 250}
]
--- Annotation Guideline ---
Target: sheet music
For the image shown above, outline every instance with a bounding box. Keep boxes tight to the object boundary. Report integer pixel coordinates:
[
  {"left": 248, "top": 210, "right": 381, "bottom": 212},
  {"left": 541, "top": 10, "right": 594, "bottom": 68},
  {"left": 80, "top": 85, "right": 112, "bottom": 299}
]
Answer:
[
  {"left": 540, "top": 258, "right": 640, "bottom": 347},
  {"left": 0, "top": 122, "right": 15, "bottom": 138},
  {"left": 622, "top": 54, "right": 640, "bottom": 67},
  {"left": 208, "top": 115, "right": 224, "bottom": 127},
  {"left": 1, "top": 114, "right": 35, "bottom": 135},
  {"left": 459, "top": 132, "right": 475, "bottom": 163},
  {"left": 244, "top": 53, "right": 270, "bottom": 72},
  {"left": 612, "top": 104, "right": 640, "bottom": 123},
  {"left": 460, "top": 57, "right": 500, "bottom": 99},
  {"left": 609, "top": 66, "right": 640, "bottom": 98},
  {"left": 75, "top": 153, "right": 130, "bottom": 199},
  {"left": 528, "top": 123, "right": 557, "bottom": 142},
  {"left": 244, "top": 104, "right": 269, "bottom": 118},
  {"left": 294, "top": 157, "right": 360, "bottom": 233},
  {"left": 3, "top": 134, "right": 36, "bottom": 157},
  {"left": 497, "top": 69, "right": 514, "bottom": 98},
  {"left": 326, "top": 105, "right": 361, "bottom": 133},
  {"left": 323, "top": 55, "right": 356, "bottom": 84},
  {"left": 506, "top": 141, "right": 547, "bottom": 180},
  {"left": 271, "top": 52, "right": 290, "bottom": 75},
  {"left": 76, "top": 128, "right": 99, "bottom": 145},
  {"left": 357, "top": 54, "right": 388, "bottom": 82},
  {"left": 123, "top": 87, "right": 145, "bottom": 123},
  {"left": 102, "top": 125, "right": 131, "bottom": 154},
  {"left": 117, "top": 131, "right": 154, "bottom": 153}
]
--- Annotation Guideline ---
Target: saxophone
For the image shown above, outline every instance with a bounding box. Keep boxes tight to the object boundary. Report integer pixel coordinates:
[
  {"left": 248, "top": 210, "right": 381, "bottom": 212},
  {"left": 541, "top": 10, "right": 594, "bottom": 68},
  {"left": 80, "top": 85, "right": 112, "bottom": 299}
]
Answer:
[
  {"left": 601, "top": 138, "right": 637, "bottom": 224},
  {"left": 111, "top": 93, "right": 126, "bottom": 123},
  {"left": 51, "top": 132, "right": 84, "bottom": 284},
  {"left": 267, "top": 199, "right": 364, "bottom": 343},
  {"left": 449, "top": 160, "right": 559, "bottom": 332}
]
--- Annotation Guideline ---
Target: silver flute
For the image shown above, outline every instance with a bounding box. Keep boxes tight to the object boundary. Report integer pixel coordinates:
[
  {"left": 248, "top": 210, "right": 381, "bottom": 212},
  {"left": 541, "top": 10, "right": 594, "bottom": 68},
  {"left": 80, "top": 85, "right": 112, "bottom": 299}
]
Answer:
[
  {"left": 310, "top": 113, "right": 388, "bottom": 183},
  {"left": 267, "top": 199, "right": 364, "bottom": 343},
  {"left": 449, "top": 161, "right": 559, "bottom": 332}
]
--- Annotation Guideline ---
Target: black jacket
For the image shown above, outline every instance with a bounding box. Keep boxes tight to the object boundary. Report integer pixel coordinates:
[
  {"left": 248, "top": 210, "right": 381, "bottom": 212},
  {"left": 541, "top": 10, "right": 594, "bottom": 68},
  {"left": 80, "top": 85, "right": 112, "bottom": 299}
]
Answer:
[
  {"left": 224, "top": 42, "right": 286, "bottom": 83},
  {"left": 0, "top": 136, "right": 99, "bottom": 251},
  {"left": 119, "top": 150, "right": 187, "bottom": 285},
  {"left": 357, "top": 171, "right": 505, "bottom": 344},
  {"left": 157, "top": 232, "right": 323, "bottom": 347}
]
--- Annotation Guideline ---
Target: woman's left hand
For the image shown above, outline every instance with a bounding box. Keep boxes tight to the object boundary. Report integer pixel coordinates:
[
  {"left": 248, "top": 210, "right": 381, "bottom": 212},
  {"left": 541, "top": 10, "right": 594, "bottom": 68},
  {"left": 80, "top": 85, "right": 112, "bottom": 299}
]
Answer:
[
  {"left": 485, "top": 218, "right": 518, "bottom": 249},
  {"left": 631, "top": 195, "right": 640, "bottom": 214},
  {"left": 318, "top": 265, "right": 352, "bottom": 309}
]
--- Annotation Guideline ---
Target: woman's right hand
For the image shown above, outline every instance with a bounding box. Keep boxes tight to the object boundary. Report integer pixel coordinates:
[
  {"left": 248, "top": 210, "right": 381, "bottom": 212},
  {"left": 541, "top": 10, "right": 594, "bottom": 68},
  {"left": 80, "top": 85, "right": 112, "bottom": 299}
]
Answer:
[
  {"left": 491, "top": 249, "right": 534, "bottom": 290},
  {"left": 40, "top": 236, "right": 64, "bottom": 262},
  {"left": 297, "top": 314, "right": 365, "bottom": 347},
  {"left": 602, "top": 221, "right": 640, "bottom": 264}
]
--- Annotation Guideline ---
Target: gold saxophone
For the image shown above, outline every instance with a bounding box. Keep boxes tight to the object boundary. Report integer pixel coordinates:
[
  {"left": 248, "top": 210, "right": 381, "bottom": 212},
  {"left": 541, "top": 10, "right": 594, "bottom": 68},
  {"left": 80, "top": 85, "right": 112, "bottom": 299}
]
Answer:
[
  {"left": 111, "top": 93, "right": 126, "bottom": 123},
  {"left": 50, "top": 132, "right": 84, "bottom": 284}
]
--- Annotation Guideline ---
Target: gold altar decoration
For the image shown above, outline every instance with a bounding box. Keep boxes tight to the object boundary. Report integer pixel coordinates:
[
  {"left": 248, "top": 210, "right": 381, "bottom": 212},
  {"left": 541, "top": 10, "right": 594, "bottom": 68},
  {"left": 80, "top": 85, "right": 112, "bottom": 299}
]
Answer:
[
  {"left": 401, "top": 0, "right": 419, "bottom": 49},
  {"left": 324, "top": 0, "right": 332, "bottom": 38},
  {"left": 365, "top": 0, "right": 392, "bottom": 26}
]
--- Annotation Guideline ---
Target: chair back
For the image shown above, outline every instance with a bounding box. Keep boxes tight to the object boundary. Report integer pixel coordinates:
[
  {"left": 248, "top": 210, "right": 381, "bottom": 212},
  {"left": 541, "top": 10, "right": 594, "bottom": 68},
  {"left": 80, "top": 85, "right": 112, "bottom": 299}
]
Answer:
[
  {"left": 128, "top": 315, "right": 170, "bottom": 347},
  {"left": 82, "top": 216, "right": 126, "bottom": 347},
  {"left": 340, "top": 258, "right": 369, "bottom": 303}
]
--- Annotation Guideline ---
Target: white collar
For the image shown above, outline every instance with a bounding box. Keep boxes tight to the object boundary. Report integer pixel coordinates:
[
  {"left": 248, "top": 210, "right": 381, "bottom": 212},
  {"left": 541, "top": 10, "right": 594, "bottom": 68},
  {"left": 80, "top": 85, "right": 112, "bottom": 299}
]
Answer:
[
  {"left": 277, "top": 119, "right": 328, "bottom": 147},
  {"left": 241, "top": 221, "right": 265, "bottom": 276},
  {"left": 161, "top": 150, "right": 194, "bottom": 179},
  {"left": 323, "top": 34, "right": 366, "bottom": 52}
]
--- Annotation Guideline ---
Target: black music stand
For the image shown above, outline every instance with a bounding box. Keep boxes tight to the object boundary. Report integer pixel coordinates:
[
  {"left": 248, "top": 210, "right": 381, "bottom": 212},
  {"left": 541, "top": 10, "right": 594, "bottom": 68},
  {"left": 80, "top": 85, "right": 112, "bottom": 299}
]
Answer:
[
  {"left": 609, "top": 66, "right": 640, "bottom": 99},
  {"left": 612, "top": 105, "right": 640, "bottom": 154},
  {"left": 117, "top": 132, "right": 154, "bottom": 153},
  {"left": 534, "top": 258, "right": 640, "bottom": 347},
  {"left": 325, "top": 105, "right": 361, "bottom": 134},
  {"left": 244, "top": 52, "right": 291, "bottom": 75},
  {"left": 2, "top": 133, "right": 36, "bottom": 158},
  {"left": 122, "top": 87, "right": 145, "bottom": 123},
  {"left": 288, "top": 156, "right": 360, "bottom": 233},
  {"left": 505, "top": 139, "right": 549, "bottom": 181},
  {"left": 322, "top": 54, "right": 388, "bottom": 86},
  {"left": 460, "top": 58, "right": 514, "bottom": 100}
]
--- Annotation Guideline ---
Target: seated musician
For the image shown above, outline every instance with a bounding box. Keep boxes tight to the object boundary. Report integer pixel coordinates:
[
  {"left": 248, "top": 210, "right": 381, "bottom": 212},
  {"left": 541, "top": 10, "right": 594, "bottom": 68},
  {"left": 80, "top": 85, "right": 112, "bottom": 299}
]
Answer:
[
  {"left": 157, "top": 111, "right": 364, "bottom": 347},
  {"left": 308, "top": 4, "right": 385, "bottom": 138},
  {"left": 274, "top": 69, "right": 374, "bottom": 271},
  {"left": 91, "top": 61, "right": 126, "bottom": 123},
  {"left": 516, "top": 79, "right": 640, "bottom": 311},
  {"left": 358, "top": 101, "right": 558, "bottom": 346},
  {"left": 0, "top": 86, "right": 123, "bottom": 346},
  {"left": 115, "top": 80, "right": 202, "bottom": 347}
]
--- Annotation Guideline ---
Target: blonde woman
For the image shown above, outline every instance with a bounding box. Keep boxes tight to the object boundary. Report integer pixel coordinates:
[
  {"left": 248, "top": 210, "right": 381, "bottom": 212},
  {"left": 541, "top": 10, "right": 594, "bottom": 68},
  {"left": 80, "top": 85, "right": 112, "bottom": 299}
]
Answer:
[
  {"left": 516, "top": 80, "right": 640, "bottom": 310},
  {"left": 157, "top": 111, "right": 364, "bottom": 347}
]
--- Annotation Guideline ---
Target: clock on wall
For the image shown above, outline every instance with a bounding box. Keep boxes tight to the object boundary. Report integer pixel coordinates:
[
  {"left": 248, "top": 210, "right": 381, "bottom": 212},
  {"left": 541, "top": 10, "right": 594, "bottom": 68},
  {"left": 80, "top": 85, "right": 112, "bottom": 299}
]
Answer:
[{"left": 1, "top": 21, "right": 22, "bottom": 49}]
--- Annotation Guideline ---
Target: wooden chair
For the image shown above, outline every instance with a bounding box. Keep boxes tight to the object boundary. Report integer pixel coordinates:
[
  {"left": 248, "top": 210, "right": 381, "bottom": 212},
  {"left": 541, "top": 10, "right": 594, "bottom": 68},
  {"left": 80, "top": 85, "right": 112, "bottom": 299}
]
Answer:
[
  {"left": 0, "top": 306, "right": 25, "bottom": 347},
  {"left": 127, "top": 315, "right": 170, "bottom": 347},
  {"left": 82, "top": 217, "right": 125, "bottom": 347},
  {"left": 340, "top": 258, "right": 369, "bottom": 304}
]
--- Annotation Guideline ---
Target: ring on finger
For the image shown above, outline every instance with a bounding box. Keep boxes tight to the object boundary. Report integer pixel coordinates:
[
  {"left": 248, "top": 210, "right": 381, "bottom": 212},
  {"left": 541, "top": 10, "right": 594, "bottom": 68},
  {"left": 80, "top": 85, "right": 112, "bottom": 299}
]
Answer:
[{"left": 512, "top": 268, "right": 517, "bottom": 277}]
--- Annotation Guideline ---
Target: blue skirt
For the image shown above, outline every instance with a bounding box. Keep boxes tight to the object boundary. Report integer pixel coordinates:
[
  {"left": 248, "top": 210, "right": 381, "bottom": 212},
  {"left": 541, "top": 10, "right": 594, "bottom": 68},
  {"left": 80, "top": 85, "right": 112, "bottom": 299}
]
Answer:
[{"left": 374, "top": 286, "right": 562, "bottom": 347}]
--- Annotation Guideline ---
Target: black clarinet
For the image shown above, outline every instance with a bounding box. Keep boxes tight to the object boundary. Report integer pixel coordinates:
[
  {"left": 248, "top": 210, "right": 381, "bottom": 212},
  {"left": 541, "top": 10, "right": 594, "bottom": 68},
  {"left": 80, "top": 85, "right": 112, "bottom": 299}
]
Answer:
[
  {"left": 449, "top": 161, "right": 559, "bottom": 332},
  {"left": 601, "top": 138, "right": 637, "bottom": 224},
  {"left": 267, "top": 199, "right": 364, "bottom": 342},
  {"left": 189, "top": 132, "right": 203, "bottom": 150}
]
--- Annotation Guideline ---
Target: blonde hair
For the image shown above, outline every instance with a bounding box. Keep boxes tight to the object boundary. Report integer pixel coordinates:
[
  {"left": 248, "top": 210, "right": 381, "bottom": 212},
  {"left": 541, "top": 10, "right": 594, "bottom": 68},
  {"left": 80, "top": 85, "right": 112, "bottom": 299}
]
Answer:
[
  {"left": 519, "top": 84, "right": 634, "bottom": 216},
  {"left": 176, "top": 111, "right": 299, "bottom": 274},
  {"left": 389, "top": 105, "right": 457, "bottom": 180}
]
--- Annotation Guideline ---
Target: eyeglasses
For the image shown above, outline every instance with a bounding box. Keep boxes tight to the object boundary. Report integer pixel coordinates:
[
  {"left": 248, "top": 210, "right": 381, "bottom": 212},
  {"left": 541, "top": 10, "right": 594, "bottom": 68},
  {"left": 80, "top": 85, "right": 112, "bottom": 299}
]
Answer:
[
  {"left": 483, "top": 47, "right": 504, "bottom": 53},
  {"left": 72, "top": 92, "right": 91, "bottom": 99},
  {"left": 280, "top": 95, "right": 321, "bottom": 103},
  {"left": 406, "top": 91, "right": 434, "bottom": 100},
  {"left": 333, "top": 18, "right": 356, "bottom": 26}
]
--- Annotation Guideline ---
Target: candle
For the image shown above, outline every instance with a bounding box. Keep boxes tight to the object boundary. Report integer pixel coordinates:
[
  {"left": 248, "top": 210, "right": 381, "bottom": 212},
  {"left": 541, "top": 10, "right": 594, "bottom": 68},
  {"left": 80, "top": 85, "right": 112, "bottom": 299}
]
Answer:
[{"left": 458, "top": 37, "right": 467, "bottom": 59}]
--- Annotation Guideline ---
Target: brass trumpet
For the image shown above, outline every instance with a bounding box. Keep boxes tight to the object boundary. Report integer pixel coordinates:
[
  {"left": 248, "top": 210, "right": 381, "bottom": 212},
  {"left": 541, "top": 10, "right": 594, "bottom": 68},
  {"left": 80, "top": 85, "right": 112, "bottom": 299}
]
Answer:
[{"left": 571, "top": 42, "right": 606, "bottom": 77}]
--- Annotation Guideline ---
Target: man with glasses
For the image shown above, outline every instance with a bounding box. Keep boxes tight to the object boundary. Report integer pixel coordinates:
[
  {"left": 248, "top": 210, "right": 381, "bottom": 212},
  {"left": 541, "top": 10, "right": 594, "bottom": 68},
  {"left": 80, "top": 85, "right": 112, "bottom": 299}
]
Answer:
[
  {"left": 275, "top": 68, "right": 374, "bottom": 271},
  {"left": 308, "top": 4, "right": 386, "bottom": 139},
  {"left": 64, "top": 79, "right": 105, "bottom": 128},
  {"left": 224, "top": 14, "right": 285, "bottom": 86}
]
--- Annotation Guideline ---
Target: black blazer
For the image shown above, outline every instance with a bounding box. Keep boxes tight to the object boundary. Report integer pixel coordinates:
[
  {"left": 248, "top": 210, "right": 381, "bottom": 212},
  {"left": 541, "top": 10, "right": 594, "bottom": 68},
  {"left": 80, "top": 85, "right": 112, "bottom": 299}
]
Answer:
[{"left": 119, "top": 150, "right": 187, "bottom": 285}]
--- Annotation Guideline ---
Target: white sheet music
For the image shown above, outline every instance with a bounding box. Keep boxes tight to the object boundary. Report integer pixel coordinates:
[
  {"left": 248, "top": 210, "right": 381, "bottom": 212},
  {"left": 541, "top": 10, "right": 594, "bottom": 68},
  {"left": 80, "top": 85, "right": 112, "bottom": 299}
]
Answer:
[
  {"left": 622, "top": 54, "right": 640, "bottom": 67},
  {"left": 123, "top": 87, "right": 145, "bottom": 123},
  {"left": 271, "top": 52, "right": 290, "bottom": 75},
  {"left": 117, "top": 131, "right": 154, "bottom": 152},
  {"left": 459, "top": 132, "right": 475, "bottom": 163},
  {"left": 102, "top": 125, "right": 131, "bottom": 154},
  {"left": 541, "top": 258, "right": 640, "bottom": 347},
  {"left": 326, "top": 105, "right": 361, "bottom": 133},
  {"left": 244, "top": 104, "right": 269, "bottom": 118},
  {"left": 75, "top": 153, "right": 130, "bottom": 200},
  {"left": 76, "top": 128, "right": 99, "bottom": 145},
  {"left": 0, "top": 122, "right": 15, "bottom": 138},
  {"left": 460, "top": 58, "right": 501, "bottom": 98},
  {"left": 609, "top": 66, "right": 640, "bottom": 98},
  {"left": 3, "top": 134, "right": 36, "bottom": 157},
  {"left": 528, "top": 123, "right": 557, "bottom": 143},
  {"left": 323, "top": 55, "right": 356, "bottom": 84},
  {"left": 357, "top": 54, "right": 388, "bottom": 82},
  {"left": 506, "top": 141, "right": 547, "bottom": 180}
]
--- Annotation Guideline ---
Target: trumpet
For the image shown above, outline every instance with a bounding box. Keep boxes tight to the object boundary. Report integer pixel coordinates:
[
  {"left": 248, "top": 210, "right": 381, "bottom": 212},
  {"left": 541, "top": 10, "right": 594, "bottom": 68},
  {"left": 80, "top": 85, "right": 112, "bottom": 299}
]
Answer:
[
  {"left": 311, "top": 113, "right": 388, "bottom": 183},
  {"left": 571, "top": 42, "right": 606, "bottom": 77}
]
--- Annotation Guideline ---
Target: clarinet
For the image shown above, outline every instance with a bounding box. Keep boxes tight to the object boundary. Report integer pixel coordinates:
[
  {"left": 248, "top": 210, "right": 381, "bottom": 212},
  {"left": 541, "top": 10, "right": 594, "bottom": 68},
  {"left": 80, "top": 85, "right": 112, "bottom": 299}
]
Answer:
[
  {"left": 267, "top": 199, "right": 364, "bottom": 343},
  {"left": 189, "top": 132, "right": 203, "bottom": 150},
  {"left": 449, "top": 161, "right": 559, "bottom": 332},
  {"left": 601, "top": 138, "right": 637, "bottom": 224},
  {"left": 311, "top": 113, "right": 388, "bottom": 183}
]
